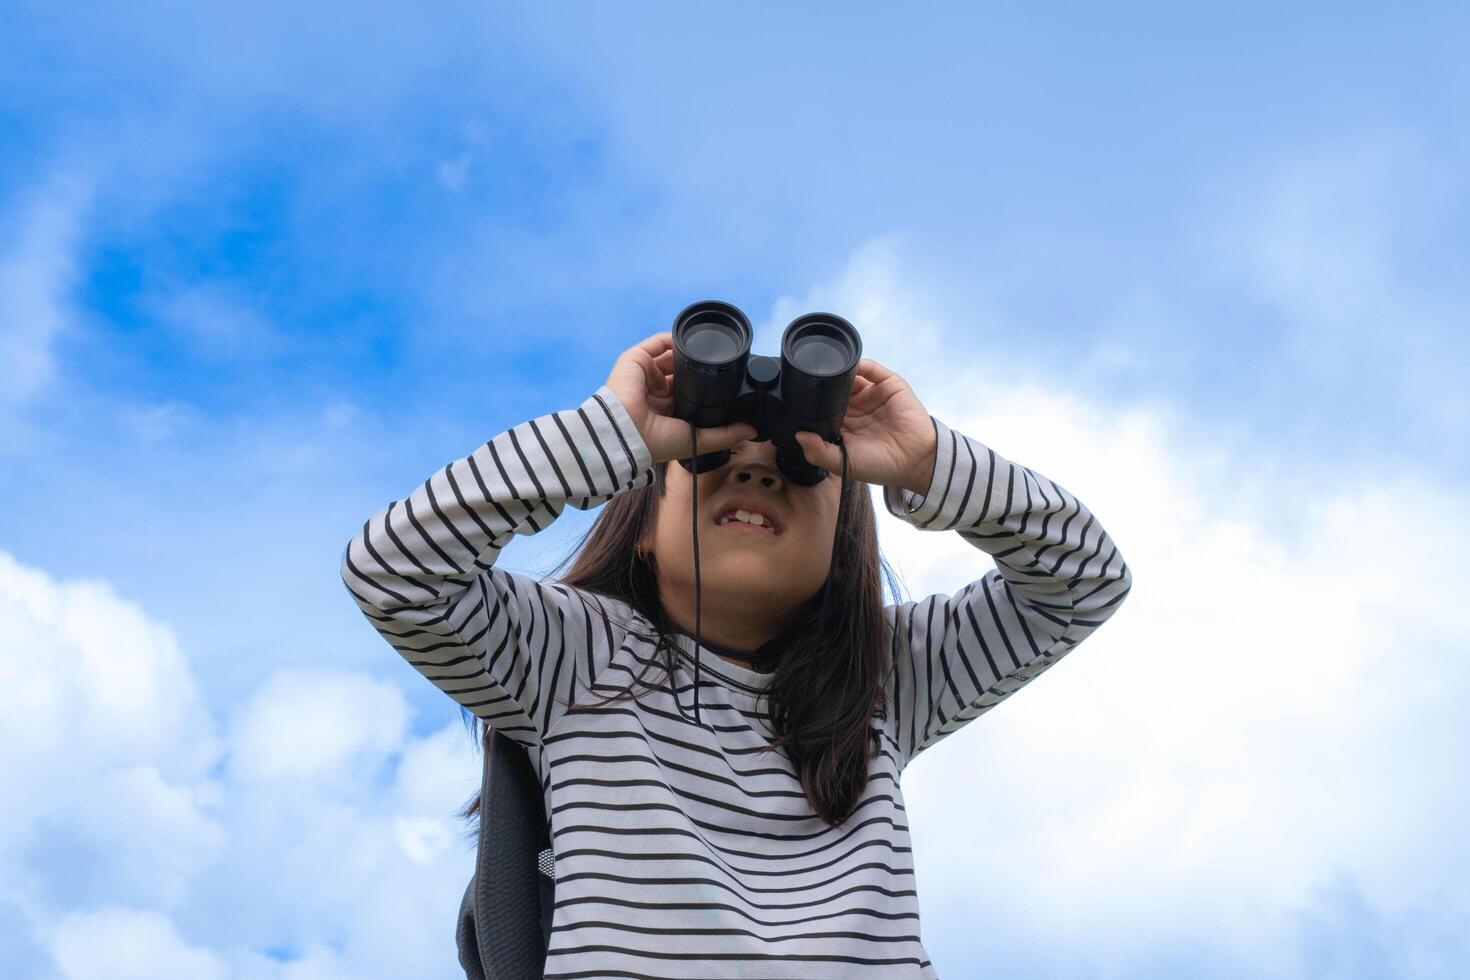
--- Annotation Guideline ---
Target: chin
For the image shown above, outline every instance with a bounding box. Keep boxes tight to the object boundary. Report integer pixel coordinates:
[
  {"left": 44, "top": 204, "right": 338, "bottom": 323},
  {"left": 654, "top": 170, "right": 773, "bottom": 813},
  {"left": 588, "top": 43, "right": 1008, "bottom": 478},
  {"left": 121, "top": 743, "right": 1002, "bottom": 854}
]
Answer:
[{"left": 686, "top": 555, "right": 780, "bottom": 587}]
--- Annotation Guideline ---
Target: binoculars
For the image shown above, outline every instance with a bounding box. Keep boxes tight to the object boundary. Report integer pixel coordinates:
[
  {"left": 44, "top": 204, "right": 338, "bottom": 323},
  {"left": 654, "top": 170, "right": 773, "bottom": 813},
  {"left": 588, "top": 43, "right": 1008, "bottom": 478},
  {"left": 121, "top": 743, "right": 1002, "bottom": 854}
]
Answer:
[{"left": 670, "top": 300, "right": 862, "bottom": 487}]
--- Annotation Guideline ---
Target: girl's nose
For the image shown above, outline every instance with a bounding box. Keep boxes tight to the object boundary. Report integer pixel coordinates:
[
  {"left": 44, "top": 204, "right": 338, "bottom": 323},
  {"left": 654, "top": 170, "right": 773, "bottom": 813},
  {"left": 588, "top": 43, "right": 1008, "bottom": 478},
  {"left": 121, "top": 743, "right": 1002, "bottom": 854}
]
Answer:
[{"left": 729, "top": 456, "right": 783, "bottom": 491}]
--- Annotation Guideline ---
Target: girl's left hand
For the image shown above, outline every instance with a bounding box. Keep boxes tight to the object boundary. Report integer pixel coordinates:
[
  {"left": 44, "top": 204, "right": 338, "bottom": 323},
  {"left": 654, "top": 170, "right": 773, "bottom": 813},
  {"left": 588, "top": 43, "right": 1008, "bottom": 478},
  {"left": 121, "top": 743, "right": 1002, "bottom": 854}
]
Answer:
[{"left": 793, "top": 359, "right": 938, "bottom": 494}]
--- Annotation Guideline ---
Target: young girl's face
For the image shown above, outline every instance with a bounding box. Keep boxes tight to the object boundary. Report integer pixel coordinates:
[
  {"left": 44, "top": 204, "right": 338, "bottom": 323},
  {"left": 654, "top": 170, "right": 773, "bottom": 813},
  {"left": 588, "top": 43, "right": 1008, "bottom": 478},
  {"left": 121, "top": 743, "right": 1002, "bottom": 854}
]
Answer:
[{"left": 640, "top": 438, "right": 845, "bottom": 631}]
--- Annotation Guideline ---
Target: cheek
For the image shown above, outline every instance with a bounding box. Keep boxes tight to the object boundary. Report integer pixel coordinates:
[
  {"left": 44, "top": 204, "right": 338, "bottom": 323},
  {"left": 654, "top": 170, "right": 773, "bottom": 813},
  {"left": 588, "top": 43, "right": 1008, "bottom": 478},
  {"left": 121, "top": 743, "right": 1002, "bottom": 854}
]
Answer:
[
  {"left": 794, "top": 496, "right": 842, "bottom": 546},
  {"left": 659, "top": 508, "right": 690, "bottom": 551}
]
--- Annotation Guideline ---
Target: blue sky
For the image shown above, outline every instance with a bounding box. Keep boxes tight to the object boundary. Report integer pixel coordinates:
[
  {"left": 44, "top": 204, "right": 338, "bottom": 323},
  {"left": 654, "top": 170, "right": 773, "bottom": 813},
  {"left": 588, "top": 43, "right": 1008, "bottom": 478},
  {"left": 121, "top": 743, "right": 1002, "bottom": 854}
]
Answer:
[{"left": 3, "top": 3, "right": 1468, "bottom": 978}]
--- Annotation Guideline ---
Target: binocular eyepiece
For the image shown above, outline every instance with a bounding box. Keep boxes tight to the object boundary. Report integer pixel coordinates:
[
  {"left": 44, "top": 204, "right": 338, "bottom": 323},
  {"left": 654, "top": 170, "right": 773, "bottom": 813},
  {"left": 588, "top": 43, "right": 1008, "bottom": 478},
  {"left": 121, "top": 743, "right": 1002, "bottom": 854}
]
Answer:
[{"left": 671, "top": 300, "right": 862, "bottom": 486}]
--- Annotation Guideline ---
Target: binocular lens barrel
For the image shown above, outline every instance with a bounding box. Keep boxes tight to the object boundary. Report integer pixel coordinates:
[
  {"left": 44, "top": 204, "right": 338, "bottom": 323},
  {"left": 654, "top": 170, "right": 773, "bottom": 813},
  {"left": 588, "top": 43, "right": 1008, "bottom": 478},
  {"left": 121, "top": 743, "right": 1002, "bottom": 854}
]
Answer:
[
  {"left": 671, "top": 301, "right": 751, "bottom": 421},
  {"left": 781, "top": 313, "right": 861, "bottom": 432}
]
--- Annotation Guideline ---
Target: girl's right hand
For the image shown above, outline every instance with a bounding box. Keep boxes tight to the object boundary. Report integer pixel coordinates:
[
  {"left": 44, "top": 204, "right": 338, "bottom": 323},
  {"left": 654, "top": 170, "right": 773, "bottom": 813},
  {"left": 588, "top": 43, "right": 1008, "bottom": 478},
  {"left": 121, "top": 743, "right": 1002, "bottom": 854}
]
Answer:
[{"left": 606, "top": 332, "right": 757, "bottom": 465}]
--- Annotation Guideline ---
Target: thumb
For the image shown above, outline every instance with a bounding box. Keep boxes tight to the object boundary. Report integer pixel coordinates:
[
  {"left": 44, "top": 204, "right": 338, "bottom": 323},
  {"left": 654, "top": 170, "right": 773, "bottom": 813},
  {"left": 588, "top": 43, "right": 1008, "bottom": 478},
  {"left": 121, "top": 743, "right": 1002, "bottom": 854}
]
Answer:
[
  {"left": 793, "top": 430, "right": 838, "bottom": 469},
  {"left": 693, "top": 421, "right": 758, "bottom": 452}
]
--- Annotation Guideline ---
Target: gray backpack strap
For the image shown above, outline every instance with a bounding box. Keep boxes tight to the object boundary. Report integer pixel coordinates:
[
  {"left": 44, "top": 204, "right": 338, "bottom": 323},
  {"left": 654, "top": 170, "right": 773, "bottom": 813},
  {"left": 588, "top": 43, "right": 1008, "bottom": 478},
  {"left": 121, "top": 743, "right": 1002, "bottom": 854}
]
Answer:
[
  {"left": 456, "top": 872, "right": 485, "bottom": 980},
  {"left": 455, "top": 730, "right": 493, "bottom": 980},
  {"left": 457, "top": 725, "right": 551, "bottom": 980}
]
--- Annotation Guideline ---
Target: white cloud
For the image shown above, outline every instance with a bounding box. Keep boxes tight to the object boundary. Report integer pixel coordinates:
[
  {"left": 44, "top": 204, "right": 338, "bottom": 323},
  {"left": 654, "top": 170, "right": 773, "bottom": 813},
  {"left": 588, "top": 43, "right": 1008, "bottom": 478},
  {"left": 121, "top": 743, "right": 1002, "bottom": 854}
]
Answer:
[
  {"left": 0, "top": 175, "right": 89, "bottom": 410},
  {"left": 0, "top": 549, "right": 480, "bottom": 978},
  {"left": 766, "top": 237, "right": 1470, "bottom": 975},
  {"left": 753, "top": 232, "right": 944, "bottom": 368},
  {"left": 393, "top": 722, "right": 481, "bottom": 865},
  {"left": 0, "top": 552, "right": 220, "bottom": 772},
  {"left": 229, "top": 667, "right": 408, "bottom": 785},
  {"left": 1213, "top": 129, "right": 1469, "bottom": 437},
  {"left": 48, "top": 906, "right": 228, "bottom": 980},
  {"left": 146, "top": 285, "right": 290, "bottom": 361}
]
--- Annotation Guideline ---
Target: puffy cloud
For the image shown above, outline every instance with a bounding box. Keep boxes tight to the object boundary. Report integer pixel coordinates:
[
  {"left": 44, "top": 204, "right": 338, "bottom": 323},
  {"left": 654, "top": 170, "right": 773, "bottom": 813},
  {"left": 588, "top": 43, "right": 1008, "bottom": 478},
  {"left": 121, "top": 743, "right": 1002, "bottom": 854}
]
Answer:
[
  {"left": 393, "top": 722, "right": 482, "bottom": 865},
  {"left": 0, "top": 549, "right": 479, "bottom": 977},
  {"left": 0, "top": 552, "right": 220, "bottom": 771},
  {"left": 228, "top": 667, "right": 408, "bottom": 786},
  {"left": 0, "top": 551, "right": 225, "bottom": 913},
  {"left": 47, "top": 906, "right": 228, "bottom": 980}
]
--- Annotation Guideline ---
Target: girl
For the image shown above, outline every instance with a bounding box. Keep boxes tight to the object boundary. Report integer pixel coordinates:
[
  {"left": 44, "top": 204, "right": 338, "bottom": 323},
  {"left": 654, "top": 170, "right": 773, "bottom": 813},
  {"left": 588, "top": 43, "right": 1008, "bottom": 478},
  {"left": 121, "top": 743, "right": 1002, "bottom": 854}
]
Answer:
[{"left": 341, "top": 331, "right": 1131, "bottom": 978}]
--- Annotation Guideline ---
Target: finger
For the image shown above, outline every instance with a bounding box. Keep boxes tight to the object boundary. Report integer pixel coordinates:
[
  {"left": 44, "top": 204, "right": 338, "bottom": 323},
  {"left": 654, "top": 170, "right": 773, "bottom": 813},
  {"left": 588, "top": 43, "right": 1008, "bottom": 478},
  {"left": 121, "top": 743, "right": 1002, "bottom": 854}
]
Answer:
[
  {"left": 634, "top": 332, "right": 674, "bottom": 358},
  {"left": 856, "top": 358, "right": 897, "bottom": 383},
  {"left": 793, "top": 430, "right": 836, "bottom": 468},
  {"left": 640, "top": 352, "right": 667, "bottom": 395},
  {"left": 844, "top": 375, "right": 879, "bottom": 410},
  {"left": 691, "top": 420, "right": 757, "bottom": 452}
]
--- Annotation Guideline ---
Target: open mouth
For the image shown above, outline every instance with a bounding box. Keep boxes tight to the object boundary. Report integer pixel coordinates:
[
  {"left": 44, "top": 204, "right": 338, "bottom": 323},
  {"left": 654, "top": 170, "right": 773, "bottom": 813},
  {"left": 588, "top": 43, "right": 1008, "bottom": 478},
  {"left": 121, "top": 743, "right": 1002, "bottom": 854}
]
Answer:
[{"left": 713, "top": 506, "right": 782, "bottom": 536}]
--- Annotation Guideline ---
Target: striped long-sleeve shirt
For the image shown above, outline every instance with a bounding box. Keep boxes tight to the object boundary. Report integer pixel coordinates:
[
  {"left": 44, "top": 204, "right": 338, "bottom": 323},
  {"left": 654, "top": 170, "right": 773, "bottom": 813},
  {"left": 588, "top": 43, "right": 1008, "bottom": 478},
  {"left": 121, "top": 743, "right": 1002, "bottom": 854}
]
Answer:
[{"left": 340, "top": 384, "right": 1131, "bottom": 979}]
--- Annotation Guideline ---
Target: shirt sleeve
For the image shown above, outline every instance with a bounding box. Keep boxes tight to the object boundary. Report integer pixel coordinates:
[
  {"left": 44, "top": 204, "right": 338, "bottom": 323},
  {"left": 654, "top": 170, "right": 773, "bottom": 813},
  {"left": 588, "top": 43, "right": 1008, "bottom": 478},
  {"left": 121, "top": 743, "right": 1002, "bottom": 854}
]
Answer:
[
  {"left": 881, "top": 415, "right": 1132, "bottom": 768},
  {"left": 339, "top": 384, "right": 656, "bottom": 749}
]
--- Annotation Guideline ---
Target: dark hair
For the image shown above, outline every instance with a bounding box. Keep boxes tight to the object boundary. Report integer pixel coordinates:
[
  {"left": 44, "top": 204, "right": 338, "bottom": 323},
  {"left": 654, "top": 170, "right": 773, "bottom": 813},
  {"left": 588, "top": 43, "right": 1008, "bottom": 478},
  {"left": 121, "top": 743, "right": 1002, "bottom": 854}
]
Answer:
[{"left": 462, "top": 457, "right": 904, "bottom": 827}]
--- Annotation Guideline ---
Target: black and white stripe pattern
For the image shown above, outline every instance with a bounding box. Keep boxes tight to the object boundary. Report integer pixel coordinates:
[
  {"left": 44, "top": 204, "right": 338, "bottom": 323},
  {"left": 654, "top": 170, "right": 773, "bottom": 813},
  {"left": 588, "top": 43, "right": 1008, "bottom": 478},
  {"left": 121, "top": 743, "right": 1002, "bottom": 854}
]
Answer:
[
  {"left": 341, "top": 386, "right": 656, "bottom": 749},
  {"left": 880, "top": 415, "right": 1132, "bottom": 765},
  {"left": 341, "top": 385, "right": 1131, "bottom": 978}
]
